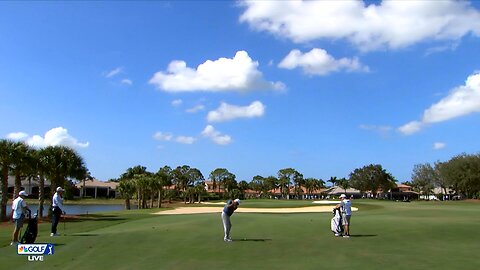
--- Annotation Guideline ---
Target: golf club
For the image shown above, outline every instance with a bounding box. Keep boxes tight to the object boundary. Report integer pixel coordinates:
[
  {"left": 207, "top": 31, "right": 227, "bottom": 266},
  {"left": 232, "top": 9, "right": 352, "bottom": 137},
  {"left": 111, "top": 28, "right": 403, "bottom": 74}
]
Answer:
[{"left": 63, "top": 214, "right": 66, "bottom": 236}]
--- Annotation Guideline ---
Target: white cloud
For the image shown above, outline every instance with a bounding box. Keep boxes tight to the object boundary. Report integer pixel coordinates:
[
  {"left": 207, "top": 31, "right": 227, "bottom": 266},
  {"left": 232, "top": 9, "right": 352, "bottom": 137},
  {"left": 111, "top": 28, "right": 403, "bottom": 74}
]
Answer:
[
  {"left": 7, "top": 127, "right": 89, "bottom": 149},
  {"left": 6, "top": 132, "right": 29, "bottom": 141},
  {"left": 201, "top": 125, "right": 232, "bottom": 145},
  {"left": 149, "top": 50, "right": 285, "bottom": 92},
  {"left": 121, "top": 79, "right": 133, "bottom": 86},
  {"left": 207, "top": 101, "right": 265, "bottom": 123},
  {"left": 239, "top": 0, "right": 480, "bottom": 51},
  {"left": 171, "top": 99, "right": 183, "bottom": 107},
  {"left": 105, "top": 67, "right": 122, "bottom": 78},
  {"left": 398, "top": 72, "right": 480, "bottom": 135},
  {"left": 153, "top": 131, "right": 196, "bottom": 145},
  {"left": 153, "top": 132, "right": 173, "bottom": 141},
  {"left": 398, "top": 121, "right": 423, "bottom": 136},
  {"left": 433, "top": 142, "right": 446, "bottom": 150},
  {"left": 278, "top": 48, "right": 369, "bottom": 75},
  {"left": 186, "top": 105, "right": 205, "bottom": 113},
  {"left": 175, "top": 136, "right": 197, "bottom": 144}
]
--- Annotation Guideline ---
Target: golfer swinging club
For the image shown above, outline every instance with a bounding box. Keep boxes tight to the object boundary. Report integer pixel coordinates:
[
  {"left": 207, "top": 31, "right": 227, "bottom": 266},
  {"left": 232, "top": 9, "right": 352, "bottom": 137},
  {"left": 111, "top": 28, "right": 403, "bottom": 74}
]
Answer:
[{"left": 221, "top": 198, "right": 240, "bottom": 242}]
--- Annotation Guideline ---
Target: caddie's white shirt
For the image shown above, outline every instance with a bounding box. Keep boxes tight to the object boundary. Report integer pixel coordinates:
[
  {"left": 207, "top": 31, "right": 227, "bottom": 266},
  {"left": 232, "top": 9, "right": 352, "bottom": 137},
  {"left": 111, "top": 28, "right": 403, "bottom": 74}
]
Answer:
[
  {"left": 12, "top": 197, "right": 26, "bottom": 219},
  {"left": 52, "top": 192, "right": 64, "bottom": 209},
  {"left": 341, "top": 199, "right": 352, "bottom": 216}
]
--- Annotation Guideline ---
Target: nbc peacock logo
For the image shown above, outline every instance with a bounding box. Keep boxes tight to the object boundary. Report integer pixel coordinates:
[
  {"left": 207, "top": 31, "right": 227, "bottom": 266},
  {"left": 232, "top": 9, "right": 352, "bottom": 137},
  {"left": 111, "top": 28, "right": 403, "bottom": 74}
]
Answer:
[{"left": 18, "top": 245, "right": 26, "bottom": 253}]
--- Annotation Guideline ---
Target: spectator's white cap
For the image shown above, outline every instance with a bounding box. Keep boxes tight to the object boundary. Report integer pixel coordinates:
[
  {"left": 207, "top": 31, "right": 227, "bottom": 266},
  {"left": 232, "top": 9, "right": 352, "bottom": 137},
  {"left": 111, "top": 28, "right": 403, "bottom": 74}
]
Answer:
[
  {"left": 56, "top": 187, "right": 65, "bottom": 192},
  {"left": 19, "top": 190, "right": 28, "bottom": 197},
  {"left": 234, "top": 198, "right": 241, "bottom": 205},
  {"left": 339, "top": 194, "right": 347, "bottom": 199}
]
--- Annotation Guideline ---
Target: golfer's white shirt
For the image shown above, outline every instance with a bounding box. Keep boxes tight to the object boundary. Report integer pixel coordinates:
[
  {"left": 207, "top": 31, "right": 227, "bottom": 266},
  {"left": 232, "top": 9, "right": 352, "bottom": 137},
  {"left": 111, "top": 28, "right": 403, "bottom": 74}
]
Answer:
[
  {"left": 52, "top": 193, "right": 64, "bottom": 209},
  {"left": 12, "top": 197, "right": 26, "bottom": 219}
]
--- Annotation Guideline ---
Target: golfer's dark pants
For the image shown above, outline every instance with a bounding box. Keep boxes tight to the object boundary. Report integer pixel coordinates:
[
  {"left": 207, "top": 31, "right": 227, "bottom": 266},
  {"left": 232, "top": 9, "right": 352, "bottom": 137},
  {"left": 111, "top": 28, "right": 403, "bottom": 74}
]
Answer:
[{"left": 51, "top": 207, "right": 62, "bottom": 234}]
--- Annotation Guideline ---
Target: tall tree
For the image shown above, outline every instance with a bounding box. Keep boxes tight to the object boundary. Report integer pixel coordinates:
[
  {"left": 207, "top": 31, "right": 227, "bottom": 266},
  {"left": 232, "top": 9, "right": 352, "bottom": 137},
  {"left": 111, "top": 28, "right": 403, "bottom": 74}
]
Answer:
[
  {"left": 349, "top": 164, "right": 396, "bottom": 197},
  {"left": 437, "top": 153, "right": 480, "bottom": 198},
  {"left": 278, "top": 168, "right": 299, "bottom": 199},
  {"left": 292, "top": 171, "right": 304, "bottom": 199},
  {"left": 42, "top": 146, "right": 87, "bottom": 193},
  {"left": 155, "top": 166, "right": 173, "bottom": 208},
  {"left": 411, "top": 163, "right": 437, "bottom": 198},
  {"left": 209, "top": 168, "right": 232, "bottom": 194},
  {"left": 118, "top": 165, "right": 148, "bottom": 209},
  {"left": 117, "top": 179, "right": 136, "bottom": 210},
  {"left": 250, "top": 175, "right": 265, "bottom": 197},
  {"left": 0, "top": 140, "right": 20, "bottom": 220},
  {"left": 10, "top": 142, "right": 34, "bottom": 199},
  {"left": 337, "top": 178, "right": 350, "bottom": 194},
  {"left": 328, "top": 176, "right": 338, "bottom": 187}
]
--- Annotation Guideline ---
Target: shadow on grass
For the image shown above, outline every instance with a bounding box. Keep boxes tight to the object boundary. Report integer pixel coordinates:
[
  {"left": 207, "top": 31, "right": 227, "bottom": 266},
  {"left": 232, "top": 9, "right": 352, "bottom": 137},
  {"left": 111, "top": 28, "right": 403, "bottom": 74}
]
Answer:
[
  {"left": 233, "top": 238, "right": 273, "bottom": 242},
  {"left": 65, "top": 215, "right": 126, "bottom": 222},
  {"left": 53, "top": 243, "right": 66, "bottom": 246},
  {"left": 70, "top": 234, "right": 99, "bottom": 237},
  {"left": 349, "top": 234, "right": 377, "bottom": 238}
]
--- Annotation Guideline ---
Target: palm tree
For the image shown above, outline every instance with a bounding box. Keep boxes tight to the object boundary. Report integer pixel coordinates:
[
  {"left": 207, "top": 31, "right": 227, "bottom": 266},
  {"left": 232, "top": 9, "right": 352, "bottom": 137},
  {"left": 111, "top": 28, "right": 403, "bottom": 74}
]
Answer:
[
  {"left": 155, "top": 166, "right": 172, "bottom": 208},
  {"left": 41, "top": 146, "right": 87, "bottom": 216},
  {"left": 0, "top": 139, "right": 19, "bottom": 220},
  {"left": 337, "top": 178, "right": 350, "bottom": 194},
  {"left": 11, "top": 142, "right": 35, "bottom": 199},
  {"left": 328, "top": 176, "right": 338, "bottom": 187},
  {"left": 119, "top": 165, "right": 148, "bottom": 209},
  {"left": 117, "top": 179, "right": 136, "bottom": 210},
  {"left": 293, "top": 172, "right": 304, "bottom": 199}
]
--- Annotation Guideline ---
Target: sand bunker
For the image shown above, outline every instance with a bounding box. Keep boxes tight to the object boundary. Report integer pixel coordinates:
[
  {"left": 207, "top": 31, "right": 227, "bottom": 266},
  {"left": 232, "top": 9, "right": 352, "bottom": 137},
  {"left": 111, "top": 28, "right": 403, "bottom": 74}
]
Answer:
[{"left": 155, "top": 205, "right": 358, "bottom": 215}]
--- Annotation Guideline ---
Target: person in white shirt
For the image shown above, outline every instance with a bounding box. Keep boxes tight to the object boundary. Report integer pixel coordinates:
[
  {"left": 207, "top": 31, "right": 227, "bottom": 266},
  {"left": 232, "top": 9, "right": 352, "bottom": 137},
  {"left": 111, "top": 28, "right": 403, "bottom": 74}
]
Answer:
[
  {"left": 11, "top": 190, "right": 29, "bottom": 245},
  {"left": 51, "top": 187, "right": 66, "bottom": 236},
  {"left": 336, "top": 194, "right": 352, "bottom": 238}
]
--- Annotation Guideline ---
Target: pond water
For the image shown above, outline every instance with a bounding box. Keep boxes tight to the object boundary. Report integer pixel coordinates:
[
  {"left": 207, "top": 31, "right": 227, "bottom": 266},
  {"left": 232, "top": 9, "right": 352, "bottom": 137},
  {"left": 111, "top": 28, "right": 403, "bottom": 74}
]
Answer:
[{"left": 26, "top": 204, "right": 137, "bottom": 217}]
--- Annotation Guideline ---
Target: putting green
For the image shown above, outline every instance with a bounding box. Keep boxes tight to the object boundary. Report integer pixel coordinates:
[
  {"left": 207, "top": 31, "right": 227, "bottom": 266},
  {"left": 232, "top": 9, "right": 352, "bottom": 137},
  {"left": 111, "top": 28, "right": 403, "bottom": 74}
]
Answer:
[{"left": 0, "top": 200, "right": 479, "bottom": 269}]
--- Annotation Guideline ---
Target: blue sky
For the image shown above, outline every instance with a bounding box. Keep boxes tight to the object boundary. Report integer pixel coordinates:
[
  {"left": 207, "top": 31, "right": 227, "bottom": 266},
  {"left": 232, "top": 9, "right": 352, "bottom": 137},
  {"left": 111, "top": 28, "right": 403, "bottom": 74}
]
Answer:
[{"left": 1, "top": 1, "right": 480, "bottom": 183}]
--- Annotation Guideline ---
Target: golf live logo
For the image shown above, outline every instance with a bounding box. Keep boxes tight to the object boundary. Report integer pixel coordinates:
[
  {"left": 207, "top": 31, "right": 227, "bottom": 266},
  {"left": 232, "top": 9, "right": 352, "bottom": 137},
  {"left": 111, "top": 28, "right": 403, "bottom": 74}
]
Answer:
[{"left": 17, "top": 244, "right": 54, "bottom": 262}]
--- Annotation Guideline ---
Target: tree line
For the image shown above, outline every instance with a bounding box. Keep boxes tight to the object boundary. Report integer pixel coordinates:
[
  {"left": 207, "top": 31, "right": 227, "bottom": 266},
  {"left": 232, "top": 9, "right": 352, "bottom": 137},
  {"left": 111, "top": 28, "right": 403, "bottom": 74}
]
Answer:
[
  {"left": 408, "top": 153, "right": 480, "bottom": 199},
  {"left": 2, "top": 137, "right": 479, "bottom": 219},
  {"left": 0, "top": 140, "right": 88, "bottom": 221}
]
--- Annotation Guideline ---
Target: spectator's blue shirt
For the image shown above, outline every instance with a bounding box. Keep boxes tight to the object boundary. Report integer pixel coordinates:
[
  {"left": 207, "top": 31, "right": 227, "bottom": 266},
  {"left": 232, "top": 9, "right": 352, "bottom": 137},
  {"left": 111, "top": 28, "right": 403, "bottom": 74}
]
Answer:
[{"left": 223, "top": 200, "right": 237, "bottom": 216}]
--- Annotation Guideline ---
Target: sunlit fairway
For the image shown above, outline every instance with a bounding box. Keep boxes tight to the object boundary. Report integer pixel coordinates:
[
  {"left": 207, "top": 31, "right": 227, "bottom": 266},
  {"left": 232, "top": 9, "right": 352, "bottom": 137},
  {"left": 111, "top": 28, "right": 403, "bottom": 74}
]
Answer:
[{"left": 1, "top": 200, "right": 479, "bottom": 270}]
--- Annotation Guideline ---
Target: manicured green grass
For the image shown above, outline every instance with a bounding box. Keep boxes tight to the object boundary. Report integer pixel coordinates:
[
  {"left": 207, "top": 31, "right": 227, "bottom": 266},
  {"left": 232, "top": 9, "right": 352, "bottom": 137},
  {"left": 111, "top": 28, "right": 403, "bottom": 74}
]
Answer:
[{"left": 1, "top": 200, "right": 479, "bottom": 269}]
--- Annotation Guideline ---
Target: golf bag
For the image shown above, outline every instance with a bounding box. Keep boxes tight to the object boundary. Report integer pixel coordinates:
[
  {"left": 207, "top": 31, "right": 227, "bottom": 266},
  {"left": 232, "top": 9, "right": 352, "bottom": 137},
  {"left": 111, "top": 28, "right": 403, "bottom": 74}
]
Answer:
[
  {"left": 330, "top": 208, "right": 343, "bottom": 235},
  {"left": 20, "top": 209, "right": 38, "bottom": 244}
]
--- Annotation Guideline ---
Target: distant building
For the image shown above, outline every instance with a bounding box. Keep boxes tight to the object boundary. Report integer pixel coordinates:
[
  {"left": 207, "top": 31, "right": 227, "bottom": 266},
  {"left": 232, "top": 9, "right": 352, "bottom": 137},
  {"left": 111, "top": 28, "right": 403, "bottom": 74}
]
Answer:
[
  {"left": 74, "top": 179, "right": 118, "bottom": 199},
  {"left": 7, "top": 176, "right": 52, "bottom": 198}
]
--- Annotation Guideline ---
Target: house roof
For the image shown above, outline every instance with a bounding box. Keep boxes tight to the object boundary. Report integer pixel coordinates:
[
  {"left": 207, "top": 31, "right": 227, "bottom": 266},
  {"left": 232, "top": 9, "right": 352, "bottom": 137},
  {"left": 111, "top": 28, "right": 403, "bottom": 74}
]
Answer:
[{"left": 75, "top": 179, "right": 118, "bottom": 189}]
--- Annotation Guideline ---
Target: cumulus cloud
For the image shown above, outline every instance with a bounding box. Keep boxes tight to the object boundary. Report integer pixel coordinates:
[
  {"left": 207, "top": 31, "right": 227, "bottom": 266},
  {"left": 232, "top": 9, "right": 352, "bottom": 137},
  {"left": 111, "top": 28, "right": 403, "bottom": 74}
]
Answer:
[
  {"left": 186, "top": 105, "right": 205, "bottom": 113},
  {"left": 398, "top": 72, "right": 480, "bottom": 135},
  {"left": 6, "top": 132, "right": 29, "bottom": 141},
  {"left": 149, "top": 50, "right": 285, "bottom": 92},
  {"left": 278, "top": 48, "right": 369, "bottom": 75},
  {"left": 207, "top": 101, "right": 265, "bottom": 123},
  {"left": 433, "top": 142, "right": 446, "bottom": 150},
  {"left": 7, "top": 127, "right": 89, "bottom": 149},
  {"left": 175, "top": 136, "right": 197, "bottom": 144},
  {"left": 201, "top": 125, "right": 232, "bottom": 145},
  {"left": 153, "top": 132, "right": 173, "bottom": 141},
  {"left": 239, "top": 0, "right": 480, "bottom": 51}
]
